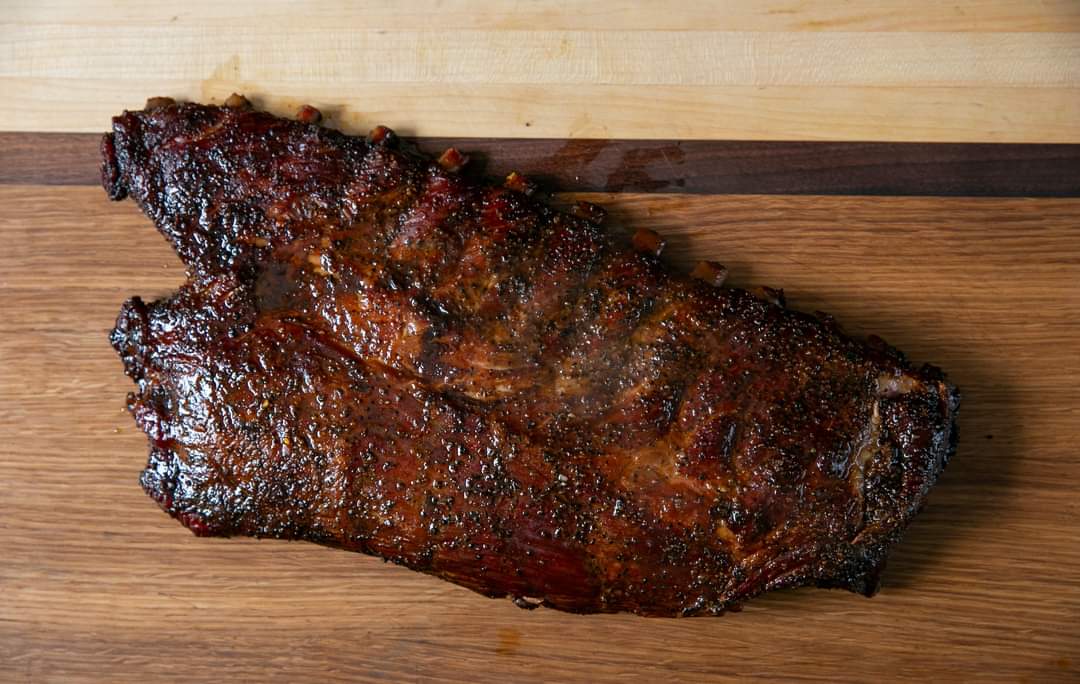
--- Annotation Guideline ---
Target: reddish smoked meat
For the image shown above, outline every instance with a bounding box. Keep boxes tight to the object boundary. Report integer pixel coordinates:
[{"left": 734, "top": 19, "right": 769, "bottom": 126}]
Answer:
[{"left": 104, "top": 99, "right": 959, "bottom": 616}]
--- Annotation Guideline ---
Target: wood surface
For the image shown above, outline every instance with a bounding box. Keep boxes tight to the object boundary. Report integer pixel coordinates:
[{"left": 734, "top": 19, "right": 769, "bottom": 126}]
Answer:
[
  {"left": 2, "top": 183, "right": 1078, "bottom": 682},
  {"left": 6, "top": 131, "right": 1080, "bottom": 197},
  {"left": 9, "top": 1, "right": 1080, "bottom": 32},
  {"left": 3, "top": 2, "right": 1080, "bottom": 141},
  {"left": 3, "top": 2, "right": 1080, "bottom": 680}
]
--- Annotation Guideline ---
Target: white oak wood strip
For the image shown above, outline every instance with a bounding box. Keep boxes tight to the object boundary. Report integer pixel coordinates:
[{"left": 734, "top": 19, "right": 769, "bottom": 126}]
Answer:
[{"left": 1, "top": 185, "right": 1078, "bottom": 681}]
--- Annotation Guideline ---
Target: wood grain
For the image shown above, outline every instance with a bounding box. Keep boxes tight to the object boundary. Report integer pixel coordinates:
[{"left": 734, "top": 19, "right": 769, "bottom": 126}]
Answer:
[
  {"left": 9, "top": 78, "right": 1080, "bottom": 144},
  {"left": 9, "top": 0, "right": 1080, "bottom": 32},
  {"left": 2, "top": 185, "right": 1078, "bottom": 682},
  {"left": 4, "top": 2, "right": 1080, "bottom": 678},
  {"left": 8, "top": 26, "right": 1079, "bottom": 87},
  {"left": 5, "top": 131, "right": 1080, "bottom": 197},
  {"left": 3, "top": 3, "right": 1079, "bottom": 141}
]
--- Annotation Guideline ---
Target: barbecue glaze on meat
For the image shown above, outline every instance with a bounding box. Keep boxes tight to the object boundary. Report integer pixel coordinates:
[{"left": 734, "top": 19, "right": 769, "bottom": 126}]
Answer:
[{"left": 104, "top": 98, "right": 959, "bottom": 616}]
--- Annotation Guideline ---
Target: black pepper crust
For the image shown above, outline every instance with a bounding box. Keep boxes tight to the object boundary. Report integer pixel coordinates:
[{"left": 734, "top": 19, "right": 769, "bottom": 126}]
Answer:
[{"left": 104, "top": 100, "right": 960, "bottom": 616}]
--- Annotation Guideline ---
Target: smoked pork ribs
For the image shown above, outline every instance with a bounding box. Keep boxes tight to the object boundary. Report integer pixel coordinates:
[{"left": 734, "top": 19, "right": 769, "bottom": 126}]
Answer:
[{"left": 104, "top": 97, "right": 960, "bottom": 616}]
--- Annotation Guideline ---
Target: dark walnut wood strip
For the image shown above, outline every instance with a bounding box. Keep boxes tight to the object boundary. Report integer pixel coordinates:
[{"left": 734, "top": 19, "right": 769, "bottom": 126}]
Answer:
[{"left": 2, "top": 131, "right": 1078, "bottom": 197}]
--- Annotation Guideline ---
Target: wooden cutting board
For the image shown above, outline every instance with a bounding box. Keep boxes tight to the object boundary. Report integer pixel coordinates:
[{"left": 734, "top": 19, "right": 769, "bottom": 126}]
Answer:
[{"left": 2, "top": 3, "right": 1079, "bottom": 682}]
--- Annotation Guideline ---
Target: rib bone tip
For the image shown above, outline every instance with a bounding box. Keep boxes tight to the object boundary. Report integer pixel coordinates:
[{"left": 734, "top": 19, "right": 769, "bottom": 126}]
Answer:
[
  {"left": 296, "top": 104, "right": 322, "bottom": 124},
  {"left": 144, "top": 96, "right": 176, "bottom": 110},
  {"left": 632, "top": 228, "right": 666, "bottom": 257},
  {"left": 368, "top": 125, "right": 398, "bottom": 147},
  {"left": 756, "top": 286, "right": 786, "bottom": 307},
  {"left": 691, "top": 261, "right": 728, "bottom": 287},
  {"left": 223, "top": 93, "right": 251, "bottom": 110},
  {"left": 503, "top": 171, "right": 537, "bottom": 196},
  {"left": 437, "top": 147, "right": 469, "bottom": 173}
]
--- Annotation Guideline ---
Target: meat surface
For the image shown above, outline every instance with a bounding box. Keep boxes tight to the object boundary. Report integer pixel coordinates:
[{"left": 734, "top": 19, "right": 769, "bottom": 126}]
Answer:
[{"left": 104, "top": 98, "right": 960, "bottom": 616}]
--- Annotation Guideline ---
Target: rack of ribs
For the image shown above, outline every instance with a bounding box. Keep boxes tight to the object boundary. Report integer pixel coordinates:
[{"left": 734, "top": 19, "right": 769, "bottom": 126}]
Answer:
[{"left": 103, "top": 96, "right": 959, "bottom": 616}]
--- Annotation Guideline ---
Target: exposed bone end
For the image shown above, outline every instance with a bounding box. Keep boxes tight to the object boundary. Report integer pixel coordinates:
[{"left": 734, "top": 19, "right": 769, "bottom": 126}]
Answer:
[
  {"left": 368, "top": 125, "right": 398, "bottom": 147},
  {"left": 437, "top": 147, "right": 469, "bottom": 173},
  {"left": 144, "top": 96, "right": 176, "bottom": 110},
  {"left": 756, "top": 286, "right": 786, "bottom": 307},
  {"left": 691, "top": 260, "right": 728, "bottom": 287},
  {"left": 503, "top": 171, "right": 537, "bottom": 196},
  {"left": 223, "top": 93, "right": 252, "bottom": 110},
  {"left": 512, "top": 596, "right": 543, "bottom": 610},
  {"left": 571, "top": 201, "right": 606, "bottom": 225},
  {"left": 632, "top": 228, "right": 666, "bottom": 257},
  {"left": 877, "top": 373, "right": 922, "bottom": 398},
  {"left": 296, "top": 104, "right": 322, "bottom": 124}
]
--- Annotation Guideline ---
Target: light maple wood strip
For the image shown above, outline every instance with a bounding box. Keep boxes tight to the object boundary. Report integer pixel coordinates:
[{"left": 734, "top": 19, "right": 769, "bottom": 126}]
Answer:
[
  {"left": 4, "top": 1, "right": 1079, "bottom": 143},
  {"left": 8, "top": 0, "right": 1080, "bottom": 32},
  {"left": 5, "top": 78, "right": 1080, "bottom": 142},
  {"left": 5, "top": 26, "right": 1078, "bottom": 87},
  {"left": 1, "top": 185, "right": 1078, "bottom": 681}
]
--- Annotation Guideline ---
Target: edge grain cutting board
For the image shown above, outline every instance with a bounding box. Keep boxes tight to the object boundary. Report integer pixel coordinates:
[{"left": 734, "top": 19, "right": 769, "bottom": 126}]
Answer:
[{"left": 1, "top": 127, "right": 1078, "bottom": 681}]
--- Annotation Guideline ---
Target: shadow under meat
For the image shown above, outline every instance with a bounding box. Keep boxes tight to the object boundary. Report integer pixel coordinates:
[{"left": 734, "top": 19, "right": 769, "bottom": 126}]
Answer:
[{"left": 880, "top": 366, "right": 1014, "bottom": 589}]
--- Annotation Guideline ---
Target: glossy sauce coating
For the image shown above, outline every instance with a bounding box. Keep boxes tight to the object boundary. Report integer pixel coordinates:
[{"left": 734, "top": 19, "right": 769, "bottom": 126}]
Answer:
[{"left": 105, "top": 101, "right": 959, "bottom": 616}]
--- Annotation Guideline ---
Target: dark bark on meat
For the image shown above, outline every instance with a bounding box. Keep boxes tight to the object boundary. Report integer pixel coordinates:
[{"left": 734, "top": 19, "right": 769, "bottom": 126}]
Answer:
[{"left": 103, "top": 100, "right": 960, "bottom": 616}]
